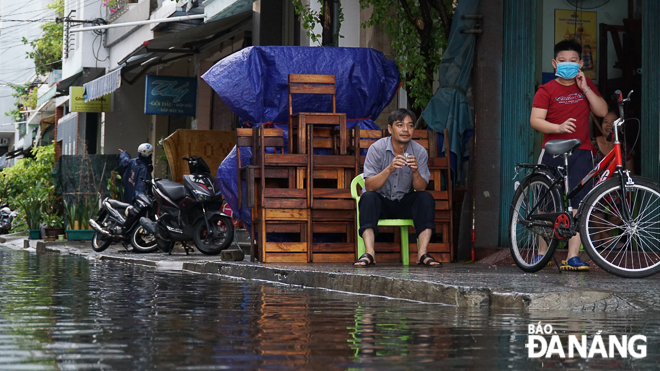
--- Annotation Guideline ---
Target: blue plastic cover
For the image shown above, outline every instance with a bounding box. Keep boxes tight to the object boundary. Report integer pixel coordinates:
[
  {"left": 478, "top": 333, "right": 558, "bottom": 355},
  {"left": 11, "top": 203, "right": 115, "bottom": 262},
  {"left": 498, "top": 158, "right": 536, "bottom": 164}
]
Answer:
[{"left": 202, "top": 46, "right": 400, "bottom": 231}]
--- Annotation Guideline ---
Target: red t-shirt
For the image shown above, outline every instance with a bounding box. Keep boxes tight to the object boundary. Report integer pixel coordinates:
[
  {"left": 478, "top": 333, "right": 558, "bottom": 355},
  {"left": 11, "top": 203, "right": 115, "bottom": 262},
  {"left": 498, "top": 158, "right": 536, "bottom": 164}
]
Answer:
[{"left": 532, "top": 79, "right": 601, "bottom": 151}]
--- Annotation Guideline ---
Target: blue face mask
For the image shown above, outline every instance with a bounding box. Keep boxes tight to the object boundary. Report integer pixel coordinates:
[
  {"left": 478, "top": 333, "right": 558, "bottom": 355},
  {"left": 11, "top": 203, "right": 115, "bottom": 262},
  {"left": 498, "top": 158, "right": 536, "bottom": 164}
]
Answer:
[{"left": 555, "top": 62, "right": 580, "bottom": 79}]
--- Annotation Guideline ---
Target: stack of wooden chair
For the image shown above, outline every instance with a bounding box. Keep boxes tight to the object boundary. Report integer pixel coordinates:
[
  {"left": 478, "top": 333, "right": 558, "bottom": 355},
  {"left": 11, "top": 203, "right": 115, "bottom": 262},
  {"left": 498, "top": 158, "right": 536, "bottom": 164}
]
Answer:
[{"left": 236, "top": 73, "right": 454, "bottom": 263}]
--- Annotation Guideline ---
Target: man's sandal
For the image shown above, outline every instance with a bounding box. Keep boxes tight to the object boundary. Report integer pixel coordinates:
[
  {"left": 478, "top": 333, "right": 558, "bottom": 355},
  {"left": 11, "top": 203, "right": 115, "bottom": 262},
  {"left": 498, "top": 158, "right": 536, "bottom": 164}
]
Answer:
[
  {"left": 418, "top": 253, "right": 442, "bottom": 267},
  {"left": 354, "top": 252, "right": 375, "bottom": 267}
]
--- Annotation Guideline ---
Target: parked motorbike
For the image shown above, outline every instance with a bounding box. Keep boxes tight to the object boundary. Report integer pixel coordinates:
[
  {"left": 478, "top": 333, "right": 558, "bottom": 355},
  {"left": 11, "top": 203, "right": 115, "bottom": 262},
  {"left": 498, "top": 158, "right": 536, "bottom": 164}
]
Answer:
[
  {"left": 140, "top": 156, "right": 234, "bottom": 255},
  {"left": 0, "top": 204, "right": 16, "bottom": 234},
  {"left": 88, "top": 190, "right": 159, "bottom": 253}
]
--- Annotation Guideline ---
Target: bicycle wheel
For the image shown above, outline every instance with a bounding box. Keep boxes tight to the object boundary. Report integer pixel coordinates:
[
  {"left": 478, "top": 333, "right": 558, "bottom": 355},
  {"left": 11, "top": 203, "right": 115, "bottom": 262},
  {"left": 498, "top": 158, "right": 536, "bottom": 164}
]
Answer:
[
  {"left": 579, "top": 175, "right": 660, "bottom": 278},
  {"left": 509, "top": 173, "right": 563, "bottom": 272}
]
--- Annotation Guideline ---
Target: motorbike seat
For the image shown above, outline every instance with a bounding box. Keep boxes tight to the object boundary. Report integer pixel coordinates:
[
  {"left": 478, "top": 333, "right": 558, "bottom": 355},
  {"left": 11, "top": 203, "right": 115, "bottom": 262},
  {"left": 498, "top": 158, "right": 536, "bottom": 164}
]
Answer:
[
  {"left": 156, "top": 179, "right": 186, "bottom": 201},
  {"left": 107, "top": 199, "right": 131, "bottom": 210}
]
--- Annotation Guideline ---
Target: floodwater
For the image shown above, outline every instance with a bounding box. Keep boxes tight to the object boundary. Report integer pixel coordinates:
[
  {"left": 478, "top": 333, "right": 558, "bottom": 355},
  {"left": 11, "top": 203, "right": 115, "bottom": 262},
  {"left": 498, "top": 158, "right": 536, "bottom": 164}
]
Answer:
[{"left": 0, "top": 247, "right": 658, "bottom": 370}]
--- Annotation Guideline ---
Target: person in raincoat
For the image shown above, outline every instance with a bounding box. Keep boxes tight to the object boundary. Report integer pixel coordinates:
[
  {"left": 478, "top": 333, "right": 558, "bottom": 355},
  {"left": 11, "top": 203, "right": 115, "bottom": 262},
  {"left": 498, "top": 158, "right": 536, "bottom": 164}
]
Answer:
[{"left": 119, "top": 143, "right": 153, "bottom": 204}]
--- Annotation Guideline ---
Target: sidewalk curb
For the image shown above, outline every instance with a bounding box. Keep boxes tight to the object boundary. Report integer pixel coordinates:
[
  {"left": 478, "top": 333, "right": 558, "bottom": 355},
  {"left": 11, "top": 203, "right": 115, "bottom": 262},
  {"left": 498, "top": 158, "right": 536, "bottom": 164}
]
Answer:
[
  {"left": 6, "top": 237, "right": 644, "bottom": 312},
  {"left": 180, "top": 261, "right": 641, "bottom": 311}
]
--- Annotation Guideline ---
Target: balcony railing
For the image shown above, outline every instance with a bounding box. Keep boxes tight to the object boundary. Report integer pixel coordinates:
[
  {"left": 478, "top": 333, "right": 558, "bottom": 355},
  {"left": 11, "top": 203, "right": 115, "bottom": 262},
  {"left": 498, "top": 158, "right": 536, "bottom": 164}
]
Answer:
[{"left": 106, "top": 0, "right": 139, "bottom": 23}]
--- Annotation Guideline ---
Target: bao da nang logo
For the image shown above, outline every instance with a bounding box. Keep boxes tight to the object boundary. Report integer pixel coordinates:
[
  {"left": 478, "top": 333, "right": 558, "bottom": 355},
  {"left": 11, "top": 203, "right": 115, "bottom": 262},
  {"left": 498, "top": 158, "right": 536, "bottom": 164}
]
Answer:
[{"left": 526, "top": 322, "right": 647, "bottom": 359}]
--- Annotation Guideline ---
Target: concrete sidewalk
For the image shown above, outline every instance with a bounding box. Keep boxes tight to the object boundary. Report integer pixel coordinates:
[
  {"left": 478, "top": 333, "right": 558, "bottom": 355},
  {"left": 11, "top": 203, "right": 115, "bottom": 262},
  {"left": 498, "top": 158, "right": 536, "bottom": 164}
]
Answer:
[{"left": 3, "top": 233, "right": 658, "bottom": 312}]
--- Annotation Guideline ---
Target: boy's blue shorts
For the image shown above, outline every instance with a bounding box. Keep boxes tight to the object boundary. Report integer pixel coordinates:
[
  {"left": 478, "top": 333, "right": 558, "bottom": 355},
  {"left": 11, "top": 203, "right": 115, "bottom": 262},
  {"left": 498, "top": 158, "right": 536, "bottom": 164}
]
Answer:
[{"left": 538, "top": 148, "right": 594, "bottom": 208}]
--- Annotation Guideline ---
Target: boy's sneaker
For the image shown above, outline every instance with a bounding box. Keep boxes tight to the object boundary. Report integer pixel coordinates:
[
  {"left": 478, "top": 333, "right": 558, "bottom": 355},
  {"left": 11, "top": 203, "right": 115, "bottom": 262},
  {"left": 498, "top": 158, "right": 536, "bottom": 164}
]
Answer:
[{"left": 560, "top": 257, "right": 590, "bottom": 271}]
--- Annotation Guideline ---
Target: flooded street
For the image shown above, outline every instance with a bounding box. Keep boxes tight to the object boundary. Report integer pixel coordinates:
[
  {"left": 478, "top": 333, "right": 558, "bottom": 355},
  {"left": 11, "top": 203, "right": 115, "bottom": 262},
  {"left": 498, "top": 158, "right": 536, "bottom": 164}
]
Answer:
[{"left": 0, "top": 247, "right": 657, "bottom": 370}]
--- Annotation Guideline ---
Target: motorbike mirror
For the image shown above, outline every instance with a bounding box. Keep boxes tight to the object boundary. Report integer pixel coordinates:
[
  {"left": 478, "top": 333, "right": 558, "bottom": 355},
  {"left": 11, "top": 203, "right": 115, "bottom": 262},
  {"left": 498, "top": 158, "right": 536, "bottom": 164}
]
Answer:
[{"left": 182, "top": 157, "right": 189, "bottom": 161}]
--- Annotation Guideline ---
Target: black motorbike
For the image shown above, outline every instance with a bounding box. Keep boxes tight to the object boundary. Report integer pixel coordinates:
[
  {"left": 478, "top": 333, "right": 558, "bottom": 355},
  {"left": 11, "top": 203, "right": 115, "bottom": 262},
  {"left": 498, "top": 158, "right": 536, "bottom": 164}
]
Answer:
[
  {"left": 140, "top": 156, "right": 234, "bottom": 255},
  {"left": 0, "top": 203, "right": 16, "bottom": 234},
  {"left": 89, "top": 191, "right": 159, "bottom": 253}
]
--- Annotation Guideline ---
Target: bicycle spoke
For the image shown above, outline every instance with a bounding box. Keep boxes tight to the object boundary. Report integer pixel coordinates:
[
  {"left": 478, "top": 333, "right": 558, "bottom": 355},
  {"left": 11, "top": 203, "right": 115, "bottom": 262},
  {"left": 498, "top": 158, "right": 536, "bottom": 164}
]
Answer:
[
  {"left": 510, "top": 176, "right": 560, "bottom": 270},
  {"left": 581, "top": 178, "right": 660, "bottom": 275}
]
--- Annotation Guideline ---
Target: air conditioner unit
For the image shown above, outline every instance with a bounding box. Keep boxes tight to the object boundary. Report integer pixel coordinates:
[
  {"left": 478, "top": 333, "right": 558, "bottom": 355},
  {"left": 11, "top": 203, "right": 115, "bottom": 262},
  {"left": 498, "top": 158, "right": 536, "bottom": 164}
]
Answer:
[{"left": 48, "top": 70, "right": 62, "bottom": 87}]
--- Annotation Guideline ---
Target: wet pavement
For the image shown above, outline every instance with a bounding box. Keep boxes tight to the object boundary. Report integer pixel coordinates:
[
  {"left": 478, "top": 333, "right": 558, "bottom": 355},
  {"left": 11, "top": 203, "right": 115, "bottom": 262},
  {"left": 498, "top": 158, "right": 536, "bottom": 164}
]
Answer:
[
  {"left": 2, "top": 245, "right": 658, "bottom": 370},
  {"left": 4, "top": 233, "right": 660, "bottom": 312}
]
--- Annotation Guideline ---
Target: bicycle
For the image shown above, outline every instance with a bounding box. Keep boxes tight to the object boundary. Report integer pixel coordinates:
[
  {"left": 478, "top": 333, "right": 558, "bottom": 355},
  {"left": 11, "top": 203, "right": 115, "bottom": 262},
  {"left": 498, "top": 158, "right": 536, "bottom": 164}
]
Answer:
[{"left": 509, "top": 90, "right": 660, "bottom": 278}]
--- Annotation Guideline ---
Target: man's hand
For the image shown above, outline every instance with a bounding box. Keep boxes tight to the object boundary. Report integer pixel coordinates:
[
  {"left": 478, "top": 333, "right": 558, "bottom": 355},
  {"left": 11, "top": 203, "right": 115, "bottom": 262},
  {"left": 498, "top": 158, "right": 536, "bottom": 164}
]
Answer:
[
  {"left": 118, "top": 148, "right": 124, "bottom": 153},
  {"left": 575, "top": 70, "right": 588, "bottom": 92},
  {"left": 557, "top": 118, "right": 576, "bottom": 133},
  {"left": 387, "top": 155, "right": 408, "bottom": 173},
  {"left": 406, "top": 155, "right": 419, "bottom": 173}
]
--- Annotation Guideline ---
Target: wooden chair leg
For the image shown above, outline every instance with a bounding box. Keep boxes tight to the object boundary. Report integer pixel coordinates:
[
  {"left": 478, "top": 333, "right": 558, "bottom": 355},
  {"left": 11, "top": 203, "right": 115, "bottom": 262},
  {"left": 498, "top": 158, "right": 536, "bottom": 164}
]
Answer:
[{"left": 250, "top": 220, "right": 256, "bottom": 262}]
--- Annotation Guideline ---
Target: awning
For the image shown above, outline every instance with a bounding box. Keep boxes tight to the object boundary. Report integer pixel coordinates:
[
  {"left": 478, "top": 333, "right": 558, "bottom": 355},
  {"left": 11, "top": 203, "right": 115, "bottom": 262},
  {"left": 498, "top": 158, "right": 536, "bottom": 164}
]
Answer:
[
  {"left": 40, "top": 114, "right": 55, "bottom": 133},
  {"left": 83, "top": 68, "right": 122, "bottom": 102},
  {"left": 204, "top": 0, "right": 252, "bottom": 23},
  {"left": 56, "top": 67, "right": 105, "bottom": 94},
  {"left": 37, "top": 86, "right": 57, "bottom": 107},
  {"left": 117, "top": 11, "right": 251, "bottom": 67},
  {"left": 6, "top": 146, "right": 32, "bottom": 159},
  {"left": 25, "top": 100, "right": 55, "bottom": 127},
  {"left": 79, "top": 11, "right": 251, "bottom": 100}
]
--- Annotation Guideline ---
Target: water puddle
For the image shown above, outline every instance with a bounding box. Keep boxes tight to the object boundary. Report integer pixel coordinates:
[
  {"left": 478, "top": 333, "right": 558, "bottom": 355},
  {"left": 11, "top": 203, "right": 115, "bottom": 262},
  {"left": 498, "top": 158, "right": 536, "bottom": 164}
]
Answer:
[{"left": 0, "top": 247, "right": 656, "bottom": 369}]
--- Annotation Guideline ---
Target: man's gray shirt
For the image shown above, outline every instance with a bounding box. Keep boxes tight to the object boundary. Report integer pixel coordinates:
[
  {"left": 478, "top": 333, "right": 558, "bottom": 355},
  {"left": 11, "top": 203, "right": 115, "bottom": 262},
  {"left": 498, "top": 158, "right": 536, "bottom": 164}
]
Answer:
[{"left": 363, "top": 136, "right": 430, "bottom": 201}]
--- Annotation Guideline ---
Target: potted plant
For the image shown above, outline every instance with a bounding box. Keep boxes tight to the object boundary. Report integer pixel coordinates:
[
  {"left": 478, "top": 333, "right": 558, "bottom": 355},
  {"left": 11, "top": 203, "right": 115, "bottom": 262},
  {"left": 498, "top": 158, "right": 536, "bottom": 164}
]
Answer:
[
  {"left": 64, "top": 197, "right": 96, "bottom": 241},
  {"left": 102, "top": 0, "right": 119, "bottom": 13},
  {"left": 15, "top": 187, "right": 45, "bottom": 239},
  {"left": 44, "top": 214, "right": 65, "bottom": 239}
]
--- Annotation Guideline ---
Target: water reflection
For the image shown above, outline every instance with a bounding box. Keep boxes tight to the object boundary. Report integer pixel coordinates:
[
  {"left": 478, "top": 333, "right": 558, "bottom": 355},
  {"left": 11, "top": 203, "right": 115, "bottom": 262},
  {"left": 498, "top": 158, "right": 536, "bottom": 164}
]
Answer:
[{"left": 0, "top": 247, "right": 657, "bottom": 369}]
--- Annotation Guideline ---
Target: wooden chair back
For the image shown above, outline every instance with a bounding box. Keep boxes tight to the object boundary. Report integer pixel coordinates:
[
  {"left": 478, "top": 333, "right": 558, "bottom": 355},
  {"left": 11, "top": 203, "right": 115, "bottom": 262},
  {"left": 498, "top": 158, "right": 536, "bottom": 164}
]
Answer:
[
  {"left": 236, "top": 128, "right": 256, "bottom": 209},
  {"left": 288, "top": 74, "right": 337, "bottom": 117},
  {"left": 354, "top": 128, "right": 384, "bottom": 174}
]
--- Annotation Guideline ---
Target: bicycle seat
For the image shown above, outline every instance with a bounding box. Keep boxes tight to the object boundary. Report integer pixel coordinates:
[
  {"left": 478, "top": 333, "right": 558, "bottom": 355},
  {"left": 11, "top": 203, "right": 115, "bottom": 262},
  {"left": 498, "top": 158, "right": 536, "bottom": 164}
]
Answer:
[{"left": 544, "top": 139, "right": 581, "bottom": 156}]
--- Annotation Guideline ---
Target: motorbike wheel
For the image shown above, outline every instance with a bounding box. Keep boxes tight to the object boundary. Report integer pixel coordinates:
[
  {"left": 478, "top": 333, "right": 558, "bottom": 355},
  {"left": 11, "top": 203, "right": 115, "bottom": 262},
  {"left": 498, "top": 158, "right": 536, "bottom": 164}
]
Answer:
[
  {"left": 91, "top": 230, "right": 112, "bottom": 253},
  {"left": 91, "top": 214, "right": 112, "bottom": 252},
  {"left": 192, "top": 214, "right": 234, "bottom": 255},
  {"left": 156, "top": 239, "right": 175, "bottom": 253},
  {"left": 130, "top": 225, "right": 159, "bottom": 253}
]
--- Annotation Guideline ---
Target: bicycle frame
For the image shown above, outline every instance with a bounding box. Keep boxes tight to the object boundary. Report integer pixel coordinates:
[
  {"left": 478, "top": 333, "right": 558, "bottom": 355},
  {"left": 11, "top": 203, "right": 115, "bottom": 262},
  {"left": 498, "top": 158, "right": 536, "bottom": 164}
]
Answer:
[{"left": 518, "top": 119, "right": 628, "bottom": 222}]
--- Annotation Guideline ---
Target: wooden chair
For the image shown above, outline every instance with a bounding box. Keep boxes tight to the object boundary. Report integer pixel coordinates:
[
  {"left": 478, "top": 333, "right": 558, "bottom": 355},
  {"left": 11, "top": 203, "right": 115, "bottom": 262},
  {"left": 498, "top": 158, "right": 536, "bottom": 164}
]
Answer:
[
  {"left": 422, "top": 128, "right": 453, "bottom": 262},
  {"left": 252, "top": 126, "right": 310, "bottom": 263},
  {"left": 306, "top": 126, "right": 356, "bottom": 262},
  {"left": 288, "top": 74, "right": 347, "bottom": 155}
]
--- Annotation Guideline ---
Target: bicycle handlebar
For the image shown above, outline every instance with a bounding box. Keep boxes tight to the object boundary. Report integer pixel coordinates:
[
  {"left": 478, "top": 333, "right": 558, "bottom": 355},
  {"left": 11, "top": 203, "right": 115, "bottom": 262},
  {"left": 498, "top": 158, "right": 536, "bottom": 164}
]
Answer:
[{"left": 612, "top": 90, "right": 633, "bottom": 126}]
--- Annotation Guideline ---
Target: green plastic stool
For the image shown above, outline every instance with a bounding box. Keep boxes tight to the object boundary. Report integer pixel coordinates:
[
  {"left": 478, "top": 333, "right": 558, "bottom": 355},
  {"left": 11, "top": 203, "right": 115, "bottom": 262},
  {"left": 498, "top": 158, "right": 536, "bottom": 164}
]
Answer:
[{"left": 351, "top": 174, "right": 415, "bottom": 266}]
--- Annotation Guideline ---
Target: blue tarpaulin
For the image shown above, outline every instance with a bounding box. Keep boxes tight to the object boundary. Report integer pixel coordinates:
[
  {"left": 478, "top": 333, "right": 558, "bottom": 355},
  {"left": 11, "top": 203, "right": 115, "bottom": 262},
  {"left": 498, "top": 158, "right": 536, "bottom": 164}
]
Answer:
[
  {"left": 422, "top": 0, "right": 481, "bottom": 184},
  {"left": 202, "top": 46, "right": 400, "bottom": 231}
]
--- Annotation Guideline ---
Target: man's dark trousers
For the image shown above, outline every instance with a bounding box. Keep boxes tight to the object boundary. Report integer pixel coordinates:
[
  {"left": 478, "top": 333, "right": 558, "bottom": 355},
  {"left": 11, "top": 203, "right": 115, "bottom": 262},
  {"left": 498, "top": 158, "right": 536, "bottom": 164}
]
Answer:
[{"left": 358, "top": 191, "right": 435, "bottom": 238}]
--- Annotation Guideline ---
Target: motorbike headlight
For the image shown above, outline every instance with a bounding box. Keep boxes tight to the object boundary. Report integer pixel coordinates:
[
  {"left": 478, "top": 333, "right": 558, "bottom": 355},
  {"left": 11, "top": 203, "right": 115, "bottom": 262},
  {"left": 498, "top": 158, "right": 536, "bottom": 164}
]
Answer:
[{"left": 192, "top": 189, "right": 211, "bottom": 202}]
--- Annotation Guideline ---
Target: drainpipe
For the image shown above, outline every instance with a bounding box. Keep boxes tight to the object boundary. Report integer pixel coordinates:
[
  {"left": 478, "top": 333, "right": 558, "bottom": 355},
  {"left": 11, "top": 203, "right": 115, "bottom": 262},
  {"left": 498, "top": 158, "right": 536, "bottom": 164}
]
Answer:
[{"left": 332, "top": 0, "right": 339, "bottom": 46}]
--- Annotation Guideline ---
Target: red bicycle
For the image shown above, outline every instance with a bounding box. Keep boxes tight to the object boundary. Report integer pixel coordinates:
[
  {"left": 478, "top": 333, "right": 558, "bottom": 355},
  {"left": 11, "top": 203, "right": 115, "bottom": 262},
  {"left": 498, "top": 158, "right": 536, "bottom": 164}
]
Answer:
[{"left": 510, "top": 90, "right": 660, "bottom": 278}]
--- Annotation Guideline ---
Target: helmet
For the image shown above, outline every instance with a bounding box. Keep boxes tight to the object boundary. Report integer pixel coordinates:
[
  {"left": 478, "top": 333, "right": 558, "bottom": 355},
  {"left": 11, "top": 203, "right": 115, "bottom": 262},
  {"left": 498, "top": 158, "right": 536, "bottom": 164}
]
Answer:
[
  {"left": 138, "top": 143, "right": 153, "bottom": 157},
  {"left": 0, "top": 207, "right": 9, "bottom": 214}
]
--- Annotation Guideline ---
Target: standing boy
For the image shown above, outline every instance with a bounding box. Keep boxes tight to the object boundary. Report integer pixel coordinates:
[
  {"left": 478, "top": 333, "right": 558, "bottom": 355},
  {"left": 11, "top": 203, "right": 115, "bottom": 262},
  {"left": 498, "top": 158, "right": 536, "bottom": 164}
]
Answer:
[{"left": 530, "top": 39, "right": 608, "bottom": 271}]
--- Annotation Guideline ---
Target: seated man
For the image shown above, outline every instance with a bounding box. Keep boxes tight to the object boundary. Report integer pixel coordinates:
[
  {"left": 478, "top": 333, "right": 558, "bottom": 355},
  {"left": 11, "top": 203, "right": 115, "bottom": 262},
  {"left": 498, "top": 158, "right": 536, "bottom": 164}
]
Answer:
[{"left": 354, "top": 108, "right": 440, "bottom": 267}]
